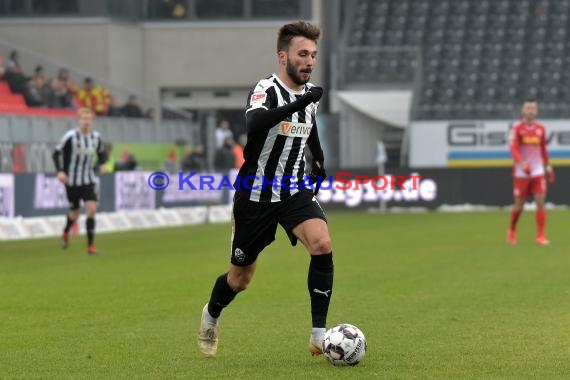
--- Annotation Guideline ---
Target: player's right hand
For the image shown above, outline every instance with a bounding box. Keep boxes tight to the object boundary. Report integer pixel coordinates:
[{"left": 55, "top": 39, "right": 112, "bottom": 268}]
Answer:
[
  {"left": 546, "top": 165, "right": 555, "bottom": 183},
  {"left": 304, "top": 86, "right": 323, "bottom": 104},
  {"left": 521, "top": 162, "right": 531, "bottom": 175},
  {"left": 57, "top": 171, "right": 68, "bottom": 184}
]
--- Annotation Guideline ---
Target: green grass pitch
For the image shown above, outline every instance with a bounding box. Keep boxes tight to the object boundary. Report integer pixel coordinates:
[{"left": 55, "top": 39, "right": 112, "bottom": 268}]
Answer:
[{"left": 1, "top": 210, "right": 570, "bottom": 379}]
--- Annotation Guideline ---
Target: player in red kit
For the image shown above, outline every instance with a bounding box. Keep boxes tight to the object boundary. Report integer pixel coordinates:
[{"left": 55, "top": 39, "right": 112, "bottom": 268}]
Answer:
[{"left": 507, "top": 99, "right": 555, "bottom": 245}]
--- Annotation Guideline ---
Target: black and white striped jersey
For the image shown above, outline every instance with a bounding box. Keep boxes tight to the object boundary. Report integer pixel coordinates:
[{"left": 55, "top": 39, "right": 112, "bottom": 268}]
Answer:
[
  {"left": 236, "top": 73, "right": 323, "bottom": 203},
  {"left": 52, "top": 129, "right": 106, "bottom": 186}
]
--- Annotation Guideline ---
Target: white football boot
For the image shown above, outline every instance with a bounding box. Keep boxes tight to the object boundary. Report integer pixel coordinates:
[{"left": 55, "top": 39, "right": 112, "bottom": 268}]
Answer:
[
  {"left": 197, "top": 304, "right": 219, "bottom": 357},
  {"left": 309, "top": 327, "right": 326, "bottom": 356}
]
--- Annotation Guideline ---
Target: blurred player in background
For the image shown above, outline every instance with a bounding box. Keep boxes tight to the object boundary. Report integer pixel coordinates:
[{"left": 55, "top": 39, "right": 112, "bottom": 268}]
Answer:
[
  {"left": 198, "top": 21, "right": 332, "bottom": 358},
  {"left": 507, "top": 99, "right": 555, "bottom": 245},
  {"left": 52, "top": 107, "right": 108, "bottom": 254}
]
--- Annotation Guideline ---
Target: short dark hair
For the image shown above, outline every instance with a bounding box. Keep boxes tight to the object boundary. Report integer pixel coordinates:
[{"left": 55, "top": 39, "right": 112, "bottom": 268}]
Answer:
[
  {"left": 277, "top": 21, "right": 320, "bottom": 52},
  {"left": 523, "top": 98, "right": 538, "bottom": 104}
]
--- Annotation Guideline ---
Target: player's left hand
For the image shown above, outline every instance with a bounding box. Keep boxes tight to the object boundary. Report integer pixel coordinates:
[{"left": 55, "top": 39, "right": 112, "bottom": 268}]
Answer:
[
  {"left": 100, "top": 164, "right": 110, "bottom": 174},
  {"left": 309, "top": 160, "right": 326, "bottom": 195},
  {"left": 57, "top": 171, "right": 68, "bottom": 184},
  {"left": 546, "top": 165, "right": 555, "bottom": 183}
]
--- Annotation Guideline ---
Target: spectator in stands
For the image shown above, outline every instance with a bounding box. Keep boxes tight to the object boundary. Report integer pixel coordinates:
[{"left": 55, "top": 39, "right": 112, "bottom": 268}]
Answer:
[
  {"left": 25, "top": 67, "right": 51, "bottom": 107},
  {"left": 214, "top": 136, "right": 236, "bottom": 171},
  {"left": 106, "top": 96, "right": 123, "bottom": 117},
  {"left": 173, "top": 1, "right": 186, "bottom": 17},
  {"left": 0, "top": 53, "right": 5, "bottom": 79},
  {"left": 49, "top": 68, "right": 77, "bottom": 108},
  {"left": 76, "top": 77, "right": 111, "bottom": 116},
  {"left": 121, "top": 94, "right": 144, "bottom": 118},
  {"left": 4, "top": 50, "right": 28, "bottom": 95},
  {"left": 181, "top": 144, "right": 207, "bottom": 172},
  {"left": 192, "top": 143, "right": 207, "bottom": 171},
  {"left": 34, "top": 65, "right": 43, "bottom": 77},
  {"left": 180, "top": 147, "right": 194, "bottom": 172},
  {"left": 215, "top": 119, "right": 234, "bottom": 148},
  {"left": 233, "top": 134, "right": 246, "bottom": 169},
  {"left": 153, "top": 0, "right": 186, "bottom": 19},
  {"left": 115, "top": 147, "right": 138, "bottom": 171},
  {"left": 162, "top": 148, "right": 178, "bottom": 173},
  {"left": 6, "top": 50, "right": 23, "bottom": 73}
]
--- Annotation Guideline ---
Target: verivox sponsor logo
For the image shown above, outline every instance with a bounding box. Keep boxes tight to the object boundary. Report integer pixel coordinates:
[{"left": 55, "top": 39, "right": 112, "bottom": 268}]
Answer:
[{"left": 278, "top": 121, "right": 312, "bottom": 137}]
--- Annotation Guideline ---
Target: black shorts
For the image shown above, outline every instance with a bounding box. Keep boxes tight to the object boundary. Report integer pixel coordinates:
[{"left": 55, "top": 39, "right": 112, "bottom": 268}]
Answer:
[
  {"left": 230, "top": 188, "right": 327, "bottom": 266},
  {"left": 66, "top": 184, "right": 98, "bottom": 210}
]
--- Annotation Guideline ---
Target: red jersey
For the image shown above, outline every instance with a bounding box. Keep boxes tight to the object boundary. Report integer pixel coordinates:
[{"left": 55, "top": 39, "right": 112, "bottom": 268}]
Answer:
[{"left": 509, "top": 121, "right": 549, "bottom": 178}]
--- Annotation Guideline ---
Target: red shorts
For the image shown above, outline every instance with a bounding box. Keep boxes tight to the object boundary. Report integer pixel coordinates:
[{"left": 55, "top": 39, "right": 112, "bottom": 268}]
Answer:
[{"left": 513, "top": 175, "right": 546, "bottom": 199}]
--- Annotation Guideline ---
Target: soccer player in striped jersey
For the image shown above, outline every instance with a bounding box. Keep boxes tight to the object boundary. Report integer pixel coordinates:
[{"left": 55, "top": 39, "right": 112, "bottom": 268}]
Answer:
[
  {"left": 198, "top": 21, "right": 333, "bottom": 358},
  {"left": 507, "top": 99, "right": 555, "bottom": 245},
  {"left": 52, "top": 107, "right": 108, "bottom": 254}
]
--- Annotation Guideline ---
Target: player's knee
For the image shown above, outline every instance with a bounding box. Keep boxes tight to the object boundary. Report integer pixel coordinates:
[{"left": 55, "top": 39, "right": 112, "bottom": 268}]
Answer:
[
  {"left": 228, "top": 272, "right": 253, "bottom": 293},
  {"left": 513, "top": 199, "right": 524, "bottom": 211},
  {"left": 228, "top": 277, "right": 250, "bottom": 293},
  {"left": 309, "top": 235, "right": 332, "bottom": 254},
  {"left": 84, "top": 202, "right": 97, "bottom": 217}
]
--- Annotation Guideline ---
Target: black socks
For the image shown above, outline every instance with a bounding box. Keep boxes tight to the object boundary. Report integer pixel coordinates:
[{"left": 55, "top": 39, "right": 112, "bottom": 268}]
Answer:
[
  {"left": 86, "top": 217, "right": 95, "bottom": 245},
  {"left": 64, "top": 215, "right": 75, "bottom": 233},
  {"left": 207, "top": 273, "right": 238, "bottom": 318},
  {"left": 308, "top": 253, "right": 334, "bottom": 328},
  {"left": 206, "top": 253, "right": 334, "bottom": 326}
]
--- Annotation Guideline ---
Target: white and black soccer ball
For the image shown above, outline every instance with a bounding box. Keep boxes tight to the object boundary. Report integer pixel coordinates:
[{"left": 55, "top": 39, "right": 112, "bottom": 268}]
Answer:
[{"left": 322, "top": 323, "right": 367, "bottom": 366}]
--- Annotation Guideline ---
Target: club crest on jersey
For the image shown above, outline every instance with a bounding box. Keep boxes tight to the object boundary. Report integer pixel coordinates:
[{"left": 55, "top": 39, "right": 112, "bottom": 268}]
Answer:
[
  {"left": 278, "top": 121, "right": 312, "bottom": 137},
  {"left": 250, "top": 92, "right": 267, "bottom": 105},
  {"left": 234, "top": 248, "right": 245, "bottom": 262}
]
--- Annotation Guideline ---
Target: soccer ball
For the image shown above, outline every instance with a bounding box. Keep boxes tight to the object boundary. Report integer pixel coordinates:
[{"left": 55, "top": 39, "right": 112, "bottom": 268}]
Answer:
[{"left": 322, "top": 323, "right": 367, "bottom": 366}]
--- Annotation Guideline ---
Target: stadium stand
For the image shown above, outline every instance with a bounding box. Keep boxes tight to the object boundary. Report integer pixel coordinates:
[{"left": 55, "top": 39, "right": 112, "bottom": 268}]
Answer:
[
  {"left": 0, "top": 80, "right": 75, "bottom": 116},
  {"left": 0, "top": 47, "right": 154, "bottom": 118},
  {"left": 0, "top": 41, "right": 208, "bottom": 172},
  {"left": 342, "top": 0, "right": 570, "bottom": 120}
]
